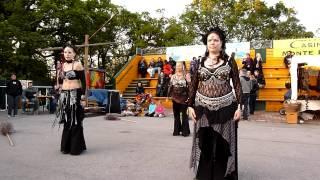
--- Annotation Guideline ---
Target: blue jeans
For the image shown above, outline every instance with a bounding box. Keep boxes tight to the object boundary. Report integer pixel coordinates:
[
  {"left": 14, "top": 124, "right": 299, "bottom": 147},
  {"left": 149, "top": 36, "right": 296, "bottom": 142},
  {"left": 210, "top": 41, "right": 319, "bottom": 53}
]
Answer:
[
  {"left": 49, "top": 98, "right": 57, "bottom": 113},
  {"left": 241, "top": 93, "right": 250, "bottom": 120},
  {"left": 22, "top": 98, "right": 39, "bottom": 112}
]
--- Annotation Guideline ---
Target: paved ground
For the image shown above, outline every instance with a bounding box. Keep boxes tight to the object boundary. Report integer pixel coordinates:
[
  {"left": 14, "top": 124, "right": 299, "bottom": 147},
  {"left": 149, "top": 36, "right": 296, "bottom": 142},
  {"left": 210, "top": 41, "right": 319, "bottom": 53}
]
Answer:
[{"left": 0, "top": 110, "right": 320, "bottom": 180}]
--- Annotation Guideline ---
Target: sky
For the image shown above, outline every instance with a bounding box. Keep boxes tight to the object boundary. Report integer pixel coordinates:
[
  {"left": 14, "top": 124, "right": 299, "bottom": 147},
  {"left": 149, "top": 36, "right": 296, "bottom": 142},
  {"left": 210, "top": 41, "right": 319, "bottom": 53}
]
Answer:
[{"left": 111, "top": 0, "right": 320, "bottom": 36}]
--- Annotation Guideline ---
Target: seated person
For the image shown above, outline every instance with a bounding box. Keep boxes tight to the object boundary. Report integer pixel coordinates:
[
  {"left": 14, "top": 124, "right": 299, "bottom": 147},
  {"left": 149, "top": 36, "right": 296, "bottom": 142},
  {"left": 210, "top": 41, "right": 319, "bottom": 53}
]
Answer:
[
  {"left": 156, "top": 71, "right": 169, "bottom": 97},
  {"left": 138, "top": 58, "right": 147, "bottom": 78},
  {"left": 254, "top": 70, "right": 266, "bottom": 88},
  {"left": 145, "top": 100, "right": 156, "bottom": 117},
  {"left": 48, "top": 84, "right": 61, "bottom": 114},
  {"left": 154, "top": 100, "right": 165, "bottom": 118},
  {"left": 155, "top": 57, "right": 164, "bottom": 73},
  {"left": 284, "top": 83, "right": 292, "bottom": 101},
  {"left": 22, "top": 81, "right": 39, "bottom": 113},
  {"left": 136, "top": 82, "right": 144, "bottom": 95},
  {"left": 121, "top": 100, "right": 140, "bottom": 116},
  {"left": 147, "top": 60, "right": 156, "bottom": 78}
]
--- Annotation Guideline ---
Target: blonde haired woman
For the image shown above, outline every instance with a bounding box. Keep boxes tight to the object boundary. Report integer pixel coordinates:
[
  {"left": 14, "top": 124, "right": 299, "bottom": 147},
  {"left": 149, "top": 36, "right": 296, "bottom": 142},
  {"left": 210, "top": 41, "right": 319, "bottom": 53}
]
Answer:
[
  {"left": 253, "top": 53, "right": 264, "bottom": 75},
  {"left": 168, "top": 62, "right": 191, "bottom": 137}
]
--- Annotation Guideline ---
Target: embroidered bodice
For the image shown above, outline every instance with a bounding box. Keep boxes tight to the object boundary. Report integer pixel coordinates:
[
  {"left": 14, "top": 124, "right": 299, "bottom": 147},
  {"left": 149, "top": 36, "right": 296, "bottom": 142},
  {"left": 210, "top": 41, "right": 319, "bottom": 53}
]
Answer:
[{"left": 188, "top": 56, "right": 242, "bottom": 110}]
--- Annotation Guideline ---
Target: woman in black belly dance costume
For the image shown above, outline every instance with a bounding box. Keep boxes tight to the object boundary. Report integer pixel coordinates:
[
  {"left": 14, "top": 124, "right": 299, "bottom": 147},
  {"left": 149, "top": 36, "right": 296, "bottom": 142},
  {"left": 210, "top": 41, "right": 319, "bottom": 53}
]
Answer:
[
  {"left": 187, "top": 27, "right": 242, "bottom": 180},
  {"left": 56, "top": 44, "right": 87, "bottom": 155}
]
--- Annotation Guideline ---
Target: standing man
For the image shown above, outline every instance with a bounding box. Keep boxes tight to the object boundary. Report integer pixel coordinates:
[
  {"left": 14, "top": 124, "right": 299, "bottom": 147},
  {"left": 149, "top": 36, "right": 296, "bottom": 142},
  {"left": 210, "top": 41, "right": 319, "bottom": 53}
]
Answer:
[
  {"left": 249, "top": 73, "right": 259, "bottom": 115},
  {"left": 168, "top": 57, "right": 176, "bottom": 73},
  {"left": 6, "top": 73, "right": 22, "bottom": 117},
  {"left": 239, "top": 69, "right": 252, "bottom": 120},
  {"left": 242, "top": 53, "right": 254, "bottom": 74},
  {"left": 283, "top": 51, "right": 293, "bottom": 68}
]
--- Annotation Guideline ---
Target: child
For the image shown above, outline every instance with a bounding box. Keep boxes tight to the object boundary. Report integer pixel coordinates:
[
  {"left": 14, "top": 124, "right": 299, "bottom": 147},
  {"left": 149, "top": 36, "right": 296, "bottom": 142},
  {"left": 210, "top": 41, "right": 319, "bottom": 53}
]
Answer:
[
  {"left": 145, "top": 100, "right": 156, "bottom": 117},
  {"left": 154, "top": 100, "right": 165, "bottom": 118}
]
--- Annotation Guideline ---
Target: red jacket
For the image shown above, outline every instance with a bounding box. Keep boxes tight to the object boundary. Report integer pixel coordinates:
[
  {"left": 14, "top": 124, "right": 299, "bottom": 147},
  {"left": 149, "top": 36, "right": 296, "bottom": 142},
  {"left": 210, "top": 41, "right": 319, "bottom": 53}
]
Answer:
[{"left": 163, "top": 64, "right": 173, "bottom": 75}]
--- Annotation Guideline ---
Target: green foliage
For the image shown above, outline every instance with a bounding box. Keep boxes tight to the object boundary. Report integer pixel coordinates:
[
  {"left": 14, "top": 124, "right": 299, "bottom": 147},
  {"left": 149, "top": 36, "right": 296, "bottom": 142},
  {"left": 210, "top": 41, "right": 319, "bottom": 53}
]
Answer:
[
  {"left": 0, "top": 0, "right": 314, "bottom": 82},
  {"left": 181, "top": 0, "right": 314, "bottom": 41},
  {"left": 0, "top": 0, "right": 50, "bottom": 80}
]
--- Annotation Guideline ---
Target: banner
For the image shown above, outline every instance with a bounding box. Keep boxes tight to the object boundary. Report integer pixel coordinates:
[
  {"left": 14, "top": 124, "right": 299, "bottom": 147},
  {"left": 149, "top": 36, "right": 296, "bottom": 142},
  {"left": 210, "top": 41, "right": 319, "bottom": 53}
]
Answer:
[
  {"left": 166, "top": 42, "right": 250, "bottom": 61},
  {"left": 273, "top": 38, "right": 320, "bottom": 57},
  {"left": 225, "top": 42, "right": 250, "bottom": 59},
  {"left": 166, "top": 45, "right": 205, "bottom": 62},
  {"left": 86, "top": 69, "right": 105, "bottom": 89}
]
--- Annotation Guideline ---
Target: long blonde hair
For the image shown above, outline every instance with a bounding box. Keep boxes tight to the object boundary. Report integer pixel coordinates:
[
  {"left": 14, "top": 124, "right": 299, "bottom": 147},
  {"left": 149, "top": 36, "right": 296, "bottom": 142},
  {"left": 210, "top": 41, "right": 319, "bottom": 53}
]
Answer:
[
  {"left": 175, "top": 62, "right": 186, "bottom": 76},
  {"left": 256, "top": 53, "right": 262, "bottom": 61}
]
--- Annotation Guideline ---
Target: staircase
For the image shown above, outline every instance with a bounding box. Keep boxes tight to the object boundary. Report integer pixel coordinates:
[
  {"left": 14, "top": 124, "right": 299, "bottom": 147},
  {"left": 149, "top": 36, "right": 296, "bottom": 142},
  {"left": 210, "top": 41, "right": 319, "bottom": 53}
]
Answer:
[
  {"left": 122, "top": 79, "right": 149, "bottom": 98},
  {"left": 116, "top": 49, "right": 292, "bottom": 111}
]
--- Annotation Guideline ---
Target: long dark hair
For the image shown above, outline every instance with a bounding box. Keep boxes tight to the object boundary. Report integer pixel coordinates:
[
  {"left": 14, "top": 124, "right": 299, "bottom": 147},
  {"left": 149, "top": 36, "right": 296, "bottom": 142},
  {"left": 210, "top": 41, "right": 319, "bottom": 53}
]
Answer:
[
  {"left": 63, "top": 43, "right": 78, "bottom": 55},
  {"left": 201, "top": 27, "right": 228, "bottom": 65}
]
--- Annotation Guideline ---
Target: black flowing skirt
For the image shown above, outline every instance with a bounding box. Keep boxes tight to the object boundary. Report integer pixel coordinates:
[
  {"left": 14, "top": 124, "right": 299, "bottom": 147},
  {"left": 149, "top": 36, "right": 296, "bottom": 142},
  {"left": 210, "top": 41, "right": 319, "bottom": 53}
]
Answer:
[
  {"left": 196, "top": 126, "right": 238, "bottom": 180},
  {"left": 58, "top": 89, "right": 86, "bottom": 155},
  {"left": 191, "top": 103, "right": 238, "bottom": 180}
]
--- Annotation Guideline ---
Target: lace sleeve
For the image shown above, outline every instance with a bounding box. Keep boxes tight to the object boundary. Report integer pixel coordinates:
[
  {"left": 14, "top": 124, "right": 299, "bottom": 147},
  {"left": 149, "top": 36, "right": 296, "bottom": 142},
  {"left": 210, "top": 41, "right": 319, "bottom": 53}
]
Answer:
[
  {"left": 230, "top": 58, "right": 242, "bottom": 104},
  {"left": 187, "top": 62, "right": 199, "bottom": 107}
]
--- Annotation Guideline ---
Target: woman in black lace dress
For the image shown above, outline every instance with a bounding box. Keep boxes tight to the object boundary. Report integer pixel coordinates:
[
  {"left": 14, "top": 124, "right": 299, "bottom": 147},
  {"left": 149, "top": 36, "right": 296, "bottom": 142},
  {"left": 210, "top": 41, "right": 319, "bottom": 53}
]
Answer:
[{"left": 188, "top": 27, "right": 242, "bottom": 180}]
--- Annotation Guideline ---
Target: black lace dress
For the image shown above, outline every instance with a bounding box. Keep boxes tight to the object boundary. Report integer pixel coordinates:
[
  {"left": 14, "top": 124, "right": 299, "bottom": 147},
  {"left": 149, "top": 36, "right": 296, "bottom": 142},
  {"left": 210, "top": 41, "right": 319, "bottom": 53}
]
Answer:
[{"left": 188, "top": 56, "right": 242, "bottom": 180}]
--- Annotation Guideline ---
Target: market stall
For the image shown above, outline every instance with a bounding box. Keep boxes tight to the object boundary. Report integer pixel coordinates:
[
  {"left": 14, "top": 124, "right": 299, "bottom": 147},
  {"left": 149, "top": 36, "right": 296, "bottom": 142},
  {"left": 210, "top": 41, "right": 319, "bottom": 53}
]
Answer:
[{"left": 290, "top": 55, "right": 320, "bottom": 112}]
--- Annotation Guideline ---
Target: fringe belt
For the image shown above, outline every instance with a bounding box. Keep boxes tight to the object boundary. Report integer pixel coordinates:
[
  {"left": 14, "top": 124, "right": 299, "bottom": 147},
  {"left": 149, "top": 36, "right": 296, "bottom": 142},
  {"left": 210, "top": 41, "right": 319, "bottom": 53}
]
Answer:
[
  {"left": 195, "top": 91, "right": 236, "bottom": 111},
  {"left": 54, "top": 89, "right": 82, "bottom": 128}
]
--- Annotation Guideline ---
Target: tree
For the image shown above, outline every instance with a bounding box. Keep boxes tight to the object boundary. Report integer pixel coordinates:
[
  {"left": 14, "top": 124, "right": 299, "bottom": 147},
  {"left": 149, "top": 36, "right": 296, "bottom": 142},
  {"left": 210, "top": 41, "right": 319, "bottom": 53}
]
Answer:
[
  {"left": 0, "top": 0, "right": 51, "bottom": 80},
  {"left": 181, "top": 0, "right": 314, "bottom": 42},
  {"left": 163, "top": 18, "right": 196, "bottom": 46},
  {"left": 1, "top": 0, "right": 121, "bottom": 81},
  {"left": 181, "top": 0, "right": 236, "bottom": 41}
]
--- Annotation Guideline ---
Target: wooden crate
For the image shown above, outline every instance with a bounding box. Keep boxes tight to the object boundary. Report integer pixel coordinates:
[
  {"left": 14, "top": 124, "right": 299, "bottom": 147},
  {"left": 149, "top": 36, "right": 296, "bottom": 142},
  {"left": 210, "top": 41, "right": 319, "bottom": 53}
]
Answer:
[
  {"left": 286, "top": 112, "right": 298, "bottom": 124},
  {"left": 265, "top": 101, "right": 283, "bottom": 112}
]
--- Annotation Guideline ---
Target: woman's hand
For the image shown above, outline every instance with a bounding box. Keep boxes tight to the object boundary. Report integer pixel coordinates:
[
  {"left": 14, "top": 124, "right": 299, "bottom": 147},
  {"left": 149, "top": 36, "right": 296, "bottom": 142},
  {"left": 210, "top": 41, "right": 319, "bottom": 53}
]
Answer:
[
  {"left": 233, "top": 109, "right": 241, "bottom": 121},
  {"left": 186, "top": 73, "right": 191, "bottom": 82},
  {"left": 188, "top": 107, "right": 197, "bottom": 123}
]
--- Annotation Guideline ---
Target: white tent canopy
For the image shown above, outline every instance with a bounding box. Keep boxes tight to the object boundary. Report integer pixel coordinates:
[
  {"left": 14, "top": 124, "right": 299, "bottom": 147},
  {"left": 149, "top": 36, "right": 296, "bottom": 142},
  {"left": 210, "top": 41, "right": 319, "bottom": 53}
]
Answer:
[{"left": 290, "top": 55, "right": 320, "bottom": 100}]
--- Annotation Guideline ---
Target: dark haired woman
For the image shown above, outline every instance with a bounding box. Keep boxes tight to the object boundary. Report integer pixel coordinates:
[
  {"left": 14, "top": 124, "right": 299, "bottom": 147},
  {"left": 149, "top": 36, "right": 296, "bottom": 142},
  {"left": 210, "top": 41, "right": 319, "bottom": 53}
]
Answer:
[
  {"left": 188, "top": 27, "right": 242, "bottom": 179},
  {"left": 56, "top": 44, "right": 86, "bottom": 155},
  {"left": 136, "top": 81, "right": 145, "bottom": 95},
  {"left": 138, "top": 58, "right": 147, "bottom": 78}
]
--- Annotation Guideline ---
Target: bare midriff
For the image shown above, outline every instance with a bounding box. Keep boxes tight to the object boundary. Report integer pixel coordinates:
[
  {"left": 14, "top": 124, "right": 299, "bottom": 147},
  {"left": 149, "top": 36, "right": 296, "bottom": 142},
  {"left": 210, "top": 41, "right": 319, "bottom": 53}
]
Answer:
[{"left": 62, "top": 79, "right": 81, "bottom": 90}]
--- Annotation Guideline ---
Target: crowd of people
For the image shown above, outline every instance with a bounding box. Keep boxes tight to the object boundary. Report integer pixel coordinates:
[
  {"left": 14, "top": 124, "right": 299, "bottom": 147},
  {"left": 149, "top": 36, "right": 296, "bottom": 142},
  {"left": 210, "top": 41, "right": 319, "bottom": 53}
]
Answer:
[
  {"left": 239, "top": 52, "right": 266, "bottom": 119},
  {"left": 136, "top": 52, "right": 266, "bottom": 122},
  {"left": 5, "top": 75, "right": 61, "bottom": 117}
]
